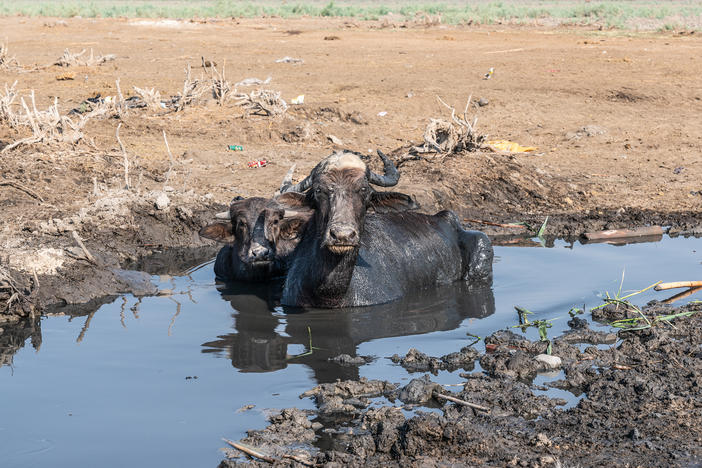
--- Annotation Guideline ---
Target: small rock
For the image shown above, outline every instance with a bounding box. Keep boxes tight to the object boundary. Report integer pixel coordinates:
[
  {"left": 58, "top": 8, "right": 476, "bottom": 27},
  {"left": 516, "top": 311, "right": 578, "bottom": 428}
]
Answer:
[
  {"left": 477, "top": 97, "right": 489, "bottom": 107},
  {"left": 535, "top": 354, "right": 562, "bottom": 369},
  {"left": 540, "top": 455, "right": 556, "bottom": 465},
  {"left": 329, "top": 354, "right": 372, "bottom": 366},
  {"left": 564, "top": 196, "right": 574, "bottom": 206},
  {"left": 176, "top": 206, "right": 192, "bottom": 220},
  {"left": 154, "top": 192, "right": 170, "bottom": 210},
  {"left": 327, "top": 134, "right": 344, "bottom": 145},
  {"left": 629, "top": 427, "right": 641, "bottom": 440},
  {"left": 164, "top": 185, "right": 175, "bottom": 192},
  {"left": 398, "top": 375, "right": 442, "bottom": 404}
]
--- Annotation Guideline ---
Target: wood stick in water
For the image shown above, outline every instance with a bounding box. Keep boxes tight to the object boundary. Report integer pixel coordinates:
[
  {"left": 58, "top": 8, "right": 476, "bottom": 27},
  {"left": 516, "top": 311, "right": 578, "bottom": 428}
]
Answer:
[
  {"left": 655, "top": 281, "right": 702, "bottom": 291},
  {"left": 433, "top": 391, "right": 490, "bottom": 412},
  {"left": 583, "top": 226, "right": 663, "bottom": 240},
  {"left": 223, "top": 439, "right": 275, "bottom": 463},
  {"left": 464, "top": 218, "right": 527, "bottom": 229}
]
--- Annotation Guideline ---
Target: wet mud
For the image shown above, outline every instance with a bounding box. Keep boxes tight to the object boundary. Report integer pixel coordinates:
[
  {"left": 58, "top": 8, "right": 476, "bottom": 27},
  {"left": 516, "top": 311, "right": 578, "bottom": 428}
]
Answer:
[{"left": 220, "top": 301, "right": 702, "bottom": 467}]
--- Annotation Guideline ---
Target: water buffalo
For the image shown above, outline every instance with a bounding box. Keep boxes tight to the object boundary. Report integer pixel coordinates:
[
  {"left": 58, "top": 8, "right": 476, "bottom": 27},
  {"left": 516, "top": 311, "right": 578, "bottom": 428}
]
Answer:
[
  {"left": 279, "top": 150, "right": 494, "bottom": 308},
  {"left": 199, "top": 182, "right": 313, "bottom": 282}
]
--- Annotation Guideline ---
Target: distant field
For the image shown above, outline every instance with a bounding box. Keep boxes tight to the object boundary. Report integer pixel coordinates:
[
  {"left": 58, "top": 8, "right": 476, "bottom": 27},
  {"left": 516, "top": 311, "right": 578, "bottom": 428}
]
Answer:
[{"left": 0, "top": 0, "right": 700, "bottom": 30}]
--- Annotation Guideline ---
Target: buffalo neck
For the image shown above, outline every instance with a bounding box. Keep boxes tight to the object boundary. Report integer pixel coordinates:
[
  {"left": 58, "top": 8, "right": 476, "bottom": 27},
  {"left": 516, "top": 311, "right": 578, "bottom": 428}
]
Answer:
[{"left": 293, "top": 215, "right": 361, "bottom": 307}]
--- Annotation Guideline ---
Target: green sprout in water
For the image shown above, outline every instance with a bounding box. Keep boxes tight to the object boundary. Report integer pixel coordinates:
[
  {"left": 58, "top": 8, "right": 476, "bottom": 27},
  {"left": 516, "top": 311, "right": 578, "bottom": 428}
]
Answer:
[
  {"left": 513, "top": 306, "right": 554, "bottom": 354},
  {"left": 286, "top": 326, "right": 323, "bottom": 360},
  {"left": 466, "top": 331, "right": 482, "bottom": 347}
]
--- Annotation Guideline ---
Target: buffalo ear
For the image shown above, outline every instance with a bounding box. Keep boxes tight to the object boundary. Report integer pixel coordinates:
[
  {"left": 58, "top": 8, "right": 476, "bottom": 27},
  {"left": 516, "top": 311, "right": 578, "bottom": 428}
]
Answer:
[
  {"left": 279, "top": 218, "right": 308, "bottom": 240},
  {"left": 275, "top": 191, "right": 309, "bottom": 208},
  {"left": 368, "top": 191, "right": 418, "bottom": 213},
  {"left": 199, "top": 223, "right": 236, "bottom": 244}
]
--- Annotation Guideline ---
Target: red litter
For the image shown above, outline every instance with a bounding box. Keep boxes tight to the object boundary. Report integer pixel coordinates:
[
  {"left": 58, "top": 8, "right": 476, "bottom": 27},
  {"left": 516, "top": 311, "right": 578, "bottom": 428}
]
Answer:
[{"left": 247, "top": 159, "right": 267, "bottom": 168}]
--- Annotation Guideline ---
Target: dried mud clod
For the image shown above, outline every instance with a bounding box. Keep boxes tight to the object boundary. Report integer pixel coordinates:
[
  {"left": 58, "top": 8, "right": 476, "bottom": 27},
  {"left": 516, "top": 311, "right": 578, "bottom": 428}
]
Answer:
[
  {"left": 390, "top": 346, "right": 479, "bottom": 374},
  {"left": 299, "top": 378, "right": 396, "bottom": 415}
]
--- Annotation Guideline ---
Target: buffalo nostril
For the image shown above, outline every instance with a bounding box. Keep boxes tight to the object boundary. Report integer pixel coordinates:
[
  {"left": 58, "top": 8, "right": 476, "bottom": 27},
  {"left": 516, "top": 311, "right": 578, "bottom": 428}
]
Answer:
[
  {"left": 329, "top": 226, "right": 357, "bottom": 244},
  {"left": 251, "top": 245, "right": 271, "bottom": 260}
]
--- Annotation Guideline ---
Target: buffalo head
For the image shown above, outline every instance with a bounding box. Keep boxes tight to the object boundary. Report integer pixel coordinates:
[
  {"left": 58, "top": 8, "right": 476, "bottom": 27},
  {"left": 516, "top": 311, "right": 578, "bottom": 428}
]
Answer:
[{"left": 280, "top": 150, "right": 416, "bottom": 254}]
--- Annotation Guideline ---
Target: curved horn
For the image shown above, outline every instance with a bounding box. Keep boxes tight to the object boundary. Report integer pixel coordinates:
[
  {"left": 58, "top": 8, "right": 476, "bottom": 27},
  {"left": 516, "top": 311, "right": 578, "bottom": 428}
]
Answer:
[
  {"left": 281, "top": 173, "right": 313, "bottom": 193},
  {"left": 215, "top": 211, "right": 231, "bottom": 219},
  {"left": 276, "top": 164, "right": 297, "bottom": 195},
  {"left": 368, "top": 149, "right": 400, "bottom": 187}
]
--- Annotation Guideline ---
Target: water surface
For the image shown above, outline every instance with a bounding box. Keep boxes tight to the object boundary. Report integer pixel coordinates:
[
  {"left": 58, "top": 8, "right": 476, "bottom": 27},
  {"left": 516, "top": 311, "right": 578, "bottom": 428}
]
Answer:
[{"left": 1, "top": 236, "right": 700, "bottom": 467}]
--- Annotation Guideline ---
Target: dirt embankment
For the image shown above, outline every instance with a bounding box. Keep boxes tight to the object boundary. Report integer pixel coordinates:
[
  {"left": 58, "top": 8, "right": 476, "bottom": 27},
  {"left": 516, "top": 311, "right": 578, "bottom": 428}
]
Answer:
[
  {"left": 220, "top": 301, "right": 702, "bottom": 467},
  {"left": 1, "top": 17, "right": 702, "bottom": 321}
]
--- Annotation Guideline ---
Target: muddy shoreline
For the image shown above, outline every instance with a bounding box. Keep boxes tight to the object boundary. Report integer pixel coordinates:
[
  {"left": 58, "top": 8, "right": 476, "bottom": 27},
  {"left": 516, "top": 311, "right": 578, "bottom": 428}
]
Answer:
[{"left": 219, "top": 301, "right": 702, "bottom": 468}]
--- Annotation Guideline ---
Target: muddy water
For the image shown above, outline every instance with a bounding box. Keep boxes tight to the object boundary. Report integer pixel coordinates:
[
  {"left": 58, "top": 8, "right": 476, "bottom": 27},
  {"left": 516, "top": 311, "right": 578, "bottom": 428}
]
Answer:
[{"left": 1, "top": 236, "right": 701, "bottom": 468}]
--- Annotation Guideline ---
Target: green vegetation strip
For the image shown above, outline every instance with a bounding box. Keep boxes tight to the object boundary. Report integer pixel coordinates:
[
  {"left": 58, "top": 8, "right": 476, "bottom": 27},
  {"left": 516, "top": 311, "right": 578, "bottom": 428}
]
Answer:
[{"left": 0, "top": 1, "right": 700, "bottom": 29}]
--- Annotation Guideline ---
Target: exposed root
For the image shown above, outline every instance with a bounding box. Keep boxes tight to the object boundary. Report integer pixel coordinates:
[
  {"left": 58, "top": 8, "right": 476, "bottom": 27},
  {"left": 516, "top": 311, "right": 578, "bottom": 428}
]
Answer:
[
  {"left": 0, "top": 266, "right": 35, "bottom": 319},
  {"left": 209, "top": 60, "right": 233, "bottom": 106},
  {"left": 235, "top": 89, "right": 288, "bottom": 117},
  {"left": 173, "top": 65, "right": 209, "bottom": 112},
  {"left": 54, "top": 48, "right": 116, "bottom": 67},
  {"left": 133, "top": 86, "right": 162, "bottom": 111},
  {"left": 413, "top": 95, "right": 487, "bottom": 156},
  {"left": 0, "top": 81, "right": 20, "bottom": 128},
  {"left": 0, "top": 41, "right": 20, "bottom": 70},
  {"left": 1, "top": 90, "right": 105, "bottom": 153}
]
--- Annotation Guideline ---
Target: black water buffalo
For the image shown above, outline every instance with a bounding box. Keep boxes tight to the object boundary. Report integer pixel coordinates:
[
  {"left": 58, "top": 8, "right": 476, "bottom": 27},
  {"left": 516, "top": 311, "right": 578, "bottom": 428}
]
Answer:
[
  {"left": 199, "top": 191, "right": 313, "bottom": 282},
  {"left": 279, "top": 150, "right": 494, "bottom": 308}
]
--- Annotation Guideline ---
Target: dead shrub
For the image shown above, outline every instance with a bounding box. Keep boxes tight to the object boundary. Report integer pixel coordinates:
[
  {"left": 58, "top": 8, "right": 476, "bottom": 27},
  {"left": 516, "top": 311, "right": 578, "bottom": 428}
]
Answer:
[
  {"left": 54, "top": 48, "right": 116, "bottom": 67},
  {"left": 235, "top": 89, "right": 288, "bottom": 117}
]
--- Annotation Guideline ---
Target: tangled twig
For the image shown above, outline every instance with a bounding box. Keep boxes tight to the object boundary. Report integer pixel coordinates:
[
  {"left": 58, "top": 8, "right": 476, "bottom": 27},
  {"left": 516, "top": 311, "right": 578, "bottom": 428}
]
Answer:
[
  {"left": 133, "top": 86, "right": 162, "bottom": 111},
  {"left": 209, "top": 60, "right": 233, "bottom": 105},
  {"left": 235, "top": 89, "right": 288, "bottom": 117},
  {"left": 0, "top": 41, "right": 20, "bottom": 70},
  {"left": 174, "top": 65, "right": 209, "bottom": 112},
  {"left": 54, "top": 48, "right": 116, "bottom": 67},
  {"left": 413, "top": 95, "right": 487, "bottom": 156}
]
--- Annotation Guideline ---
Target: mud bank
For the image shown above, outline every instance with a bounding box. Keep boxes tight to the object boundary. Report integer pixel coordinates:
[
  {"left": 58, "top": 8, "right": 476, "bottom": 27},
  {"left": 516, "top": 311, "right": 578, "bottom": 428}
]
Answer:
[
  {"left": 0, "top": 188, "right": 221, "bottom": 324},
  {"left": 220, "top": 301, "right": 702, "bottom": 467}
]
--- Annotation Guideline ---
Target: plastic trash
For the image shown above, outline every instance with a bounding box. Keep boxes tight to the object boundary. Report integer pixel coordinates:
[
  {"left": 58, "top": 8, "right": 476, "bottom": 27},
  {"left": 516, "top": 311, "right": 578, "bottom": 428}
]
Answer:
[
  {"left": 235, "top": 77, "right": 271, "bottom": 87},
  {"left": 487, "top": 140, "right": 537, "bottom": 153},
  {"left": 377, "top": 111, "right": 388, "bottom": 117},
  {"left": 291, "top": 95, "right": 305, "bottom": 105},
  {"left": 484, "top": 67, "right": 494, "bottom": 80},
  {"left": 275, "top": 56, "right": 303, "bottom": 64},
  {"left": 228, "top": 145, "right": 244, "bottom": 151},
  {"left": 247, "top": 160, "right": 267, "bottom": 168}
]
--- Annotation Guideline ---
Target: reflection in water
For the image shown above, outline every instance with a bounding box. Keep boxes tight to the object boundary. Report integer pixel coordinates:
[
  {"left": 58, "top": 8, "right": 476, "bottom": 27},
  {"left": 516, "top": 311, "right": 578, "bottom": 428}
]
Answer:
[
  {"left": 201, "top": 282, "right": 496, "bottom": 384},
  {"left": 0, "top": 315, "right": 41, "bottom": 369}
]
